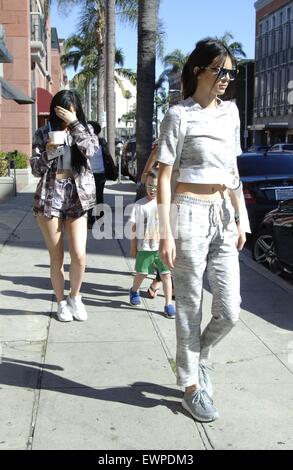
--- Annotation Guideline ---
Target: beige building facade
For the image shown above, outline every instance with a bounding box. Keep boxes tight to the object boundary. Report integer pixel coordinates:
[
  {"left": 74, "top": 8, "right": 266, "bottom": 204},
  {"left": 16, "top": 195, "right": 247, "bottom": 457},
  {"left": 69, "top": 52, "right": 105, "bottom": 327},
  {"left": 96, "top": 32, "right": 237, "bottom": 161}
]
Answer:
[
  {"left": 253, "top": 0, "right": 293, "bottom": 144},
  {"left": 0, "top": 0, "right": 67, "bottom": 157}
]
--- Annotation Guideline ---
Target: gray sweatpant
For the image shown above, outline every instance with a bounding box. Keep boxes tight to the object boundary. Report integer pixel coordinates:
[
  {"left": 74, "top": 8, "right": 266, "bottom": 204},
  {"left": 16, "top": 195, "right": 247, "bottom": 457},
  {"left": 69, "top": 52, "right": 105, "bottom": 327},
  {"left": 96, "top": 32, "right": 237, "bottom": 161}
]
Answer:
[{"left": 172, "top": 194, "right": 241, "bottom": 387}]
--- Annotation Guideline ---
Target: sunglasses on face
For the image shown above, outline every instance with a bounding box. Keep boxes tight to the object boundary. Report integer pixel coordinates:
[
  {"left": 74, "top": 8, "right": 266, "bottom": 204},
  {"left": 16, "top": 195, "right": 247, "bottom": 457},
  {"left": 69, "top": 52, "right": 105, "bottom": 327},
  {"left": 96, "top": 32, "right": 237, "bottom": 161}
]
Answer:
[
  {"left": 201, "top": 67, "right": 238, "bottom": 81},
  {"left": 146, "top": 184, "right": 158, "bottom": 190}
]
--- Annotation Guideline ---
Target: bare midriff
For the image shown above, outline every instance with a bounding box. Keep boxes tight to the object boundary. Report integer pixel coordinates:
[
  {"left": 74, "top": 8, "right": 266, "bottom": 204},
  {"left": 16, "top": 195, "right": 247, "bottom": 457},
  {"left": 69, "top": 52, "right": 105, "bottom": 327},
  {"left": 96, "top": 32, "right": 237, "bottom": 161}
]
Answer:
[
  {"left": 56, "top": 170, "right": 74, "bottom": 180},
  {"left": 175, "top": 182, "right": 229, "bottom": 200}
]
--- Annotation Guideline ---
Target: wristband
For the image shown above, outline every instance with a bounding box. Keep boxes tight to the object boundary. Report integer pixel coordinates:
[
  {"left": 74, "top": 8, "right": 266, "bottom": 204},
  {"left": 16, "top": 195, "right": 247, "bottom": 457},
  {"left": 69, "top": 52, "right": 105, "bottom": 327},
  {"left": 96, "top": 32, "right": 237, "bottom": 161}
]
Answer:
[
  {"left": 68, "top": 119, "right": 79, "bottom": 129},
  {"left": 235, "top": 213, "right": 240, "bottom": 225}
]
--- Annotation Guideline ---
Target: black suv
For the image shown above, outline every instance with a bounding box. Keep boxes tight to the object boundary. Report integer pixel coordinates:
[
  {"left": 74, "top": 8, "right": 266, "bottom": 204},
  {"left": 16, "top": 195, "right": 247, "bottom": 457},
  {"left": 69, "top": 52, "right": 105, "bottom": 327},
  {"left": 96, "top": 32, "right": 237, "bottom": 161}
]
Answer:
[
  {"left": 121, "top": 138, "right": 136, "bottom": 181},
  {"left": 237, "top": 151, "right": 293, "bottom": 232},
  {"left": 252, "top": 199, "right": 293, "bottom": 275}
]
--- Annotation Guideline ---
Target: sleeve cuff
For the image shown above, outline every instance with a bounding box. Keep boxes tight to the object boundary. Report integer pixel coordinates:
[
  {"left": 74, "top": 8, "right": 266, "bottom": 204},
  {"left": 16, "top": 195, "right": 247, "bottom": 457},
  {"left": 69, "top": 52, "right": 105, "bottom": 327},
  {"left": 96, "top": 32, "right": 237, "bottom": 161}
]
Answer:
[{"left": 69, "top": 119, "right": 80, "bottom": 130}]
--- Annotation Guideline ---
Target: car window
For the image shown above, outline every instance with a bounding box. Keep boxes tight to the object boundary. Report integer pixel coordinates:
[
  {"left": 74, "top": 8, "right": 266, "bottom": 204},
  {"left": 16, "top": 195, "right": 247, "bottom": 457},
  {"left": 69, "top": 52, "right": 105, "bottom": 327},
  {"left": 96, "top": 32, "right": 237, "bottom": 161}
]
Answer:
[
  {"left": 280, "top": 199, "right": 293, "bottom": 212},
  {"left": 237, "top": 153, "right": 293, "bottom": 176}
]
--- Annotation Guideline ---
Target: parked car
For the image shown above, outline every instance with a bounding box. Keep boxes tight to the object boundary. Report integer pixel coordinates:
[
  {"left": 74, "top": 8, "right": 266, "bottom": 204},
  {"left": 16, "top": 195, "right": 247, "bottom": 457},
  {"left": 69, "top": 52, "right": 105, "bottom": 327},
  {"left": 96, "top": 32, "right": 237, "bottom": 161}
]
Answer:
[
  {"left": 121, "top": 137, "right": 157, "bottom": 182},
  {"left": 252, "top": 199, "right": 293, "bottom": 275},
  {"left": 237, "top": 151, "right": 293, "bottom": 232},
  {"left": 269, "top": 143, "right": 293, "bottom": 153},
  {"left": 247, "top": 145, "right": 270, "bottom": 154},
  {"left": 121, "top": 137, "right": 136, "bottom": 180}
]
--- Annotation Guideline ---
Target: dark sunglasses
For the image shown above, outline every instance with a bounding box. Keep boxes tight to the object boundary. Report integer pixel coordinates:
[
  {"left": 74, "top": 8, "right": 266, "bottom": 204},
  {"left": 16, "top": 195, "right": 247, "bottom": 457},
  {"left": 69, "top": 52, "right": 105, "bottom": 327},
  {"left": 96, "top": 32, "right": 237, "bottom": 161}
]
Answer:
[
  {"left": 201, "top": 67, "right": 238, "bottom": 81},
  {"left": 146, "top": 183, "right": 158, "bottom": 190}
]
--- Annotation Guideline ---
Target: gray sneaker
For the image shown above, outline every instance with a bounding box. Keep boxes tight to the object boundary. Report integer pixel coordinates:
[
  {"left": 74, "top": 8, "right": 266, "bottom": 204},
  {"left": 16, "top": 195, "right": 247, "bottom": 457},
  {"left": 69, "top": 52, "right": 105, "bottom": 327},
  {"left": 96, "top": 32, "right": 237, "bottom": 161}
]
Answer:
[
  {"left": 182, "top": 389, "right": 219, "bottom": 422},
  {"left": 198, "top": 363, "right": 213, "bottom": 397}
]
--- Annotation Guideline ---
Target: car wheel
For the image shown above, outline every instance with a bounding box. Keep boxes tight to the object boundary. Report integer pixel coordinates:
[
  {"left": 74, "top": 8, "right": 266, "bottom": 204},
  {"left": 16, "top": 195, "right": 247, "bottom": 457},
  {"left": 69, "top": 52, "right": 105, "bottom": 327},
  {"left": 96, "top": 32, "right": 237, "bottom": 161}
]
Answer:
[
  {"left": 127, "top": 156, "right": 137, "bottom": 182},
  {"left": 252, "top": 229, "right": 282, "bottom": 274},
  {"left": 121, "top": 161, "right": 128, "bottom": 176}
]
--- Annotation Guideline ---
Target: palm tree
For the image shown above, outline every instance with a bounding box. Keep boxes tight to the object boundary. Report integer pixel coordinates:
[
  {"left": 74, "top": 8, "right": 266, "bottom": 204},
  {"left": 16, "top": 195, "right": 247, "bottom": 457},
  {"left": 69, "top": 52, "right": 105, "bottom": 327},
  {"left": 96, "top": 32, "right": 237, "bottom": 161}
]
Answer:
[
  {"left": 136, "top": 0, "right": 158, "bottom": 180},
  {"left": 106, "top": 0, "right": 116, "bottom": 159},
  {"left": 163, "top": 49, "right": 188, "bottom": 77},
  {"left": 154, "top": 75, "right": 167, "bottom": 136},
  {"left": 219, "top": 31, "right": 247, "bottom": 59},
  {"left": 160, "top": 48, "right": 188, "bottom": 104},
  {"left": 56, "top": 0, "right": 138, "bottom": 126}
]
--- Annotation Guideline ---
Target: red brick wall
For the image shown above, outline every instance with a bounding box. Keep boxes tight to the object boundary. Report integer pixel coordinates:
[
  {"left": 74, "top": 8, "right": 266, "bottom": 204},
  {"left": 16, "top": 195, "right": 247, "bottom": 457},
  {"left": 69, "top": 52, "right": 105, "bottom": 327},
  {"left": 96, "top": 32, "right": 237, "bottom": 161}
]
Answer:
[
  {"left": 0, "top": 0, "right": 32, "bottom": 157},
  {"left": 51, "top": 49, "right": 62, "bottom": 97},
  {"left": 256, "top": 0, "right": 291, "bottom": 31}
]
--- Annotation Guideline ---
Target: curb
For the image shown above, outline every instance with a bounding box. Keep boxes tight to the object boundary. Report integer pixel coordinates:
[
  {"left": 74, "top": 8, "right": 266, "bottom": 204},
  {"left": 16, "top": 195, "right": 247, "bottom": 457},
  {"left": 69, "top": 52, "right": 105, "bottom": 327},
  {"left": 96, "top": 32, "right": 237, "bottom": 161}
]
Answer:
[{"left": 240, "top": 248, "right": 293, "bottom": 297}]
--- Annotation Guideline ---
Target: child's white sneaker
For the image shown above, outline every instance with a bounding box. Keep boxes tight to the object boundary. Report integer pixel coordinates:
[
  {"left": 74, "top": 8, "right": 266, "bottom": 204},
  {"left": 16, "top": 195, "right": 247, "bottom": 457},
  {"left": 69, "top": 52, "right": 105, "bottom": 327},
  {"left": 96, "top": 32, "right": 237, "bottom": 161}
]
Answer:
[
  {"left": 57, "top": 300, "right": 73, "bottom": 322},
  {"left": 67, "top": 294, "right": 88, "bottom": 321}
]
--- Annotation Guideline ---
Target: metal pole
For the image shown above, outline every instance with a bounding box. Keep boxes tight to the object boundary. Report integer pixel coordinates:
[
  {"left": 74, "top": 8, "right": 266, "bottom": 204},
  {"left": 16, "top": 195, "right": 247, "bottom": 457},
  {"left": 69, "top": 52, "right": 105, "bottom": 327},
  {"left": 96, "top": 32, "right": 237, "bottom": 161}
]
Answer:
[
  {"left": 88, "top": 79, "right": 92, "bottom": 121},
  {"left": 118, "top": 150, "right": 122, "bottom": 184},
  {"left": 13, "top": 162, "right": 17, "bottom": 196},
  {"left": 244, "top": 62, "right": 248, "bottom": 150}
]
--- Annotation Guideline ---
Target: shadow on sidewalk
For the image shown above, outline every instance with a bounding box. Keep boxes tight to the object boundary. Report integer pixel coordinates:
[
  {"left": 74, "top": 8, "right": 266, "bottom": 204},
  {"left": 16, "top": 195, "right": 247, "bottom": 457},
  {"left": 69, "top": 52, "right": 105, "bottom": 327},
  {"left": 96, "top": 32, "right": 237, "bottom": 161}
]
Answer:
[
  {"left": 0, "top": 357, "right": 182, "bottom": 414},
  {"left": 35, "top": 264, "right": 131, "bottom": 277},
  {"left": 0, "top": 273, "right": 166, "bottom": 317},
  {"left": 202, "top": 274, "right": 293, "bottom": 332}
]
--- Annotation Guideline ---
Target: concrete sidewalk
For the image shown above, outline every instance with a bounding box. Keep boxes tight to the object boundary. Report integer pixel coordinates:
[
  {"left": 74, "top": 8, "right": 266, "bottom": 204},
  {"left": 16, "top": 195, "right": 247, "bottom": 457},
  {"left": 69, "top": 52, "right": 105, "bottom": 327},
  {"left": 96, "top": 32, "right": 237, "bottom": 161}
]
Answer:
[{"left": 0, "top": 180, "right": 293, "bottom": 450}]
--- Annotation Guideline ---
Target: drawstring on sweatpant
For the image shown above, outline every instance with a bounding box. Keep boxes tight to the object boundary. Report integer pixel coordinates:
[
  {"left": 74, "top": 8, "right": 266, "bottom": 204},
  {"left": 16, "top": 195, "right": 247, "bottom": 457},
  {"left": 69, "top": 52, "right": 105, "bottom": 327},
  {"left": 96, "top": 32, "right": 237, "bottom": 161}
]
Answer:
[{"left": 207, "top": 203, "right": 226, "bottom": 238}]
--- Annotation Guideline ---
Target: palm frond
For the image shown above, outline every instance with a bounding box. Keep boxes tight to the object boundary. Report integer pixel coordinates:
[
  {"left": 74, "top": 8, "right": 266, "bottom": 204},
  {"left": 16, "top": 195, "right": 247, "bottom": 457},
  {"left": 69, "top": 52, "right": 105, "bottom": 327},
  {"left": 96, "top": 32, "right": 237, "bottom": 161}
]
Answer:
[
  {"left": 115, "top": 48, "right": 125, "bottom": 67},
  {"left": 61, "top": 50, "right": 82, "bottom": 70},
  {"left": 116, "top": 0, "right": 138, "bottom": 27},
  {"left": 115, "top": 68, "right": 137, "bottom": 86}
]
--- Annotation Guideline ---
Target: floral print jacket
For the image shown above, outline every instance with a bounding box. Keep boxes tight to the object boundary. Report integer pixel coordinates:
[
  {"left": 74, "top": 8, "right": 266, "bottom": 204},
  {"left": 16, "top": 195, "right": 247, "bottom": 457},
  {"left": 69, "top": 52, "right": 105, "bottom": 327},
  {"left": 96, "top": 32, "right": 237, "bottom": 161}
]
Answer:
[{"left": 30, "top": 121, "right": 99, "bottom": 216}]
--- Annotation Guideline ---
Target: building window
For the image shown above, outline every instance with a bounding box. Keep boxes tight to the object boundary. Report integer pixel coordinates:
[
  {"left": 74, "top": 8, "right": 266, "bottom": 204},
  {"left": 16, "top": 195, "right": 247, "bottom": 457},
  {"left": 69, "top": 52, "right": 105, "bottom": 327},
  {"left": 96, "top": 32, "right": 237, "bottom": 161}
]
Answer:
[
  {"left": 288, "top": 7, "right": 291, "bottom": 21},
  {"left": 259, "top": 23, "right": 263, "bottom": 35},
  {"left": 279, "top": 27, "right": 284, "bottom": 51},
  {"left": 286, "top": 67, "right": 290, "bottom": 90},
  {"left": 286, "top": 24, "right": 291, "bottom": 48},
  {"left": 272, "top": 16, "right": 276, "bottom": 28},
  {"left": 265, "top": 34, "right": 269, "bottom": 55},
  {"left": 259, "top": 37, "right": 263, "bottom": 58},
  {"left": 271, "top": 30, "right": 276, "bottom": 54}
]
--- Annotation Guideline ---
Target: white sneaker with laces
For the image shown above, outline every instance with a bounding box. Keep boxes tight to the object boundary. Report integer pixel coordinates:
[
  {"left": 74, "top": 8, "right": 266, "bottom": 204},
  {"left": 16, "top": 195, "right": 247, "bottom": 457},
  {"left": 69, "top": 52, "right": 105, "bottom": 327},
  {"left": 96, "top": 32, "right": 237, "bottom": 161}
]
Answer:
[
  {"left": 57, "top": 300, "right": 73, "bottom": 322},
  {"left": 67, "top": 294, "right": 88, "bottom": 321}
]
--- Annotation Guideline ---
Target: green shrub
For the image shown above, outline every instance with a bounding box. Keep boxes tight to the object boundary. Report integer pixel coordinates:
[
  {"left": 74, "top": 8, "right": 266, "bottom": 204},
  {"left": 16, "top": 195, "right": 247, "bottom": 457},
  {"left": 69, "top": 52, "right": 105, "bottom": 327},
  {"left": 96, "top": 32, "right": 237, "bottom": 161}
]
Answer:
[
  {"left": 0, "top": 152, "right": 8, "bottom": 177},
  {"left": 5, "top": 150, "right": 29, "bottom": 169}
]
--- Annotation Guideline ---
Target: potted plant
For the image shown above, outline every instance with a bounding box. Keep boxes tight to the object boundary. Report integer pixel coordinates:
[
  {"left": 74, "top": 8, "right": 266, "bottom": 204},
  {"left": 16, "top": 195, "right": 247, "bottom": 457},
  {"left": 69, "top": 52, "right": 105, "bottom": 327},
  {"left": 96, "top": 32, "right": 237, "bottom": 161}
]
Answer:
[
  {"left": 6, "top": 150, "right": 37, "bottom": 187},
  {"left": 0, "top": 152, "right": 14, "bottom": 200}
]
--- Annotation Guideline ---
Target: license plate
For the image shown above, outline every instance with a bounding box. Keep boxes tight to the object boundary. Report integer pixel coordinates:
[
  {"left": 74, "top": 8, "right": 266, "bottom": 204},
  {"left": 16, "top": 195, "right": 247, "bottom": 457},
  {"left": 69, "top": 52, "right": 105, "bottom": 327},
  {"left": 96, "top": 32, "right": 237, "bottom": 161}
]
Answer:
[{"left": 275, "top": 188, "right": 293, "bottom": 200}]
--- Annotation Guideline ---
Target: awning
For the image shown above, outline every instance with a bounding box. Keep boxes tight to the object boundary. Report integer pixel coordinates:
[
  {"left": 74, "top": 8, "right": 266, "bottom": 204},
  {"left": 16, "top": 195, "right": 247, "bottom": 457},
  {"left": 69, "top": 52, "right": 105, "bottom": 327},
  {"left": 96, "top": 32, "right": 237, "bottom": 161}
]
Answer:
[
  {"left": 0, "top": 40, "right": 13, "bottom": 63},
  {"left": 266, "top": 122, "right": 289, "bottom": 129},
  {"left": 36, "top": 87, "right": 53, "bottom": 115},
  {"left": 248, "top": 124, "right": 266, "bottom": 131},
  {"left": 0, "top": 77, "right": 34, "bottom": 104}
]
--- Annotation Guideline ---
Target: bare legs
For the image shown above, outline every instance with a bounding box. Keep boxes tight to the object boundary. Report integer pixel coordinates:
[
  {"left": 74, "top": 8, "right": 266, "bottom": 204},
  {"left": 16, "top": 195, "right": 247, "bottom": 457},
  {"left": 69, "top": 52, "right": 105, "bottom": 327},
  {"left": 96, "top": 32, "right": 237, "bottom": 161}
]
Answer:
[
  {"left": 37, "top": 216, "right": 64, "bottom": 302},
  {"left": 64, "top": 216, "right": 87, "bottom": 297},
  {"left": 37, "top": 215, "right": 87, "bottom": 302}
]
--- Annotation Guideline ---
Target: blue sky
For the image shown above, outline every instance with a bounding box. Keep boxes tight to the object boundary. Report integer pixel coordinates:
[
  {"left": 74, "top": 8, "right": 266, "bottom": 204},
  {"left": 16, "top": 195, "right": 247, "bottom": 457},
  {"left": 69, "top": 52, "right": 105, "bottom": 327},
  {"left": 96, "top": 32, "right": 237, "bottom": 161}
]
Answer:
[{"left": 51, "top": 0, "right": 256, "bottom": 80}]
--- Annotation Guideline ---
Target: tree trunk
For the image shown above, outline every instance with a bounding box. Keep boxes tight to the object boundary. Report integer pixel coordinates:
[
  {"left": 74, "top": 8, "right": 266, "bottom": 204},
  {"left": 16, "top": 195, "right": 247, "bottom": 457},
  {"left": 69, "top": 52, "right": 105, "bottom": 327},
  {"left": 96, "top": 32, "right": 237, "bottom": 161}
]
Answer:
[
  {"left": 88, "top": 79, "right": 92, "bottom": 120},
  {"left": 96, "top": 46, "right": 105, "bottom": 126},
  {"left": 106, "top": 0, "right": 116, "bottom": 159},
  {"left": 96, "top": 8, "right": 106, "bottom": 130},
  {"left": 136, "top": 0, "right": 157, "bottom": 181}
]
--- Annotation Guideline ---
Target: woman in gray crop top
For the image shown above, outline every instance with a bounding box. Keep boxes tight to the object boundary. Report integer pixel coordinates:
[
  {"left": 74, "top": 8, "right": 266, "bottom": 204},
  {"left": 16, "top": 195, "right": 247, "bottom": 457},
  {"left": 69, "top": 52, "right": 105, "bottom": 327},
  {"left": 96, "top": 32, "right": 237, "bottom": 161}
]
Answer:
[{"left": 157, "top": 38, "right": 245, "bottom": 423}]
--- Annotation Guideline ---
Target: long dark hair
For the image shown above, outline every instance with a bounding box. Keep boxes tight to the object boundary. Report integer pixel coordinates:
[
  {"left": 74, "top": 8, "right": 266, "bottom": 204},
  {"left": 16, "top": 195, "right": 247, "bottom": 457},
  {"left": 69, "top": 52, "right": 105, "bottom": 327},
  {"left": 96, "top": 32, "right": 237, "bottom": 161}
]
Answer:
[
  {"left": 88, "top": 121, "right": 101, "bottom": 136},
  {"left": 49, "top": 90, "right": 89, "bottom": 174},
  {"left": 182, "top": 38, "right": 237, "bottom": 99}
]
